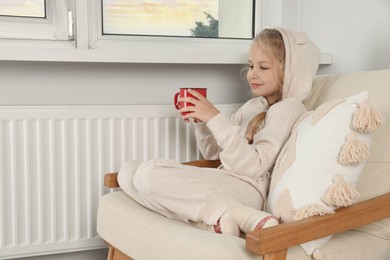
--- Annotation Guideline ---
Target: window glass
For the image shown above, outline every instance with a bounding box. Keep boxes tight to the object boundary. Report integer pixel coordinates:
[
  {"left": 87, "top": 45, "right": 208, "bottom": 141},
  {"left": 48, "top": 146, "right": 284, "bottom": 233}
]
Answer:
[
  {"left": 102, "top": 0, "right": 254, "bottom": 39},
  {"left": 0, "top": 0, "right": 46, "bottom": 18}
]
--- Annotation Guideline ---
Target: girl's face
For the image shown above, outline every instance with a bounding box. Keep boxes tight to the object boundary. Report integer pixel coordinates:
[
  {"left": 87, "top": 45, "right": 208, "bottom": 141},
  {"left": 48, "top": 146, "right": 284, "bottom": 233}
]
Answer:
[{"left": 247, "top": 44, "right": 281, "bottom": 104}]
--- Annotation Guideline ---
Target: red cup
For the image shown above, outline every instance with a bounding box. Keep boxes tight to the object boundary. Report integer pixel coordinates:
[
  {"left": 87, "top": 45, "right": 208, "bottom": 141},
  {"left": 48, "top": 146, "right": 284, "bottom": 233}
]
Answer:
[{"left": 174, "top": 88, "right": 207, "bottom": 115}]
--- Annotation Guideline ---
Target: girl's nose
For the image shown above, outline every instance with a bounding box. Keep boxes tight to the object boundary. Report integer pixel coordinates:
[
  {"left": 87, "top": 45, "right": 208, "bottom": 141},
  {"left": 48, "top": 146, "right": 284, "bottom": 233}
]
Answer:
[{"left": 248, "top": 70, "right": 259, "bottom": 79}]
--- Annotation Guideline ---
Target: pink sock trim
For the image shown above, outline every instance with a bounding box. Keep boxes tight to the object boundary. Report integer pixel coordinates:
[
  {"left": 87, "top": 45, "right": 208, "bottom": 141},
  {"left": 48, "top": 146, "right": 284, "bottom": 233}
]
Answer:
[
  {"left": 213, "top": 218, "right": 222, "bottom": 234},
  {"left": 254, "top": 216, "right": 279, "bottom": 230}
]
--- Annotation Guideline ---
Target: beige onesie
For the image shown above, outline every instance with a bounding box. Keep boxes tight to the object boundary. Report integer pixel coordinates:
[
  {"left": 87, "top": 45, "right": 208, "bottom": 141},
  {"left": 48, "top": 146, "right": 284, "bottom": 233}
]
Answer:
[{"left": 117, "top": 26, "right": 321, "bottom": 226}]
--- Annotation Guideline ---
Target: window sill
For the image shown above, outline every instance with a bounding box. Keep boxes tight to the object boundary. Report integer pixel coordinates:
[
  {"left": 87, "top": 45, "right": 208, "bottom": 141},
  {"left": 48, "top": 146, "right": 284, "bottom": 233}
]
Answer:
[{"left": 0, "top": 45, "right": 332, "bottom": 65}]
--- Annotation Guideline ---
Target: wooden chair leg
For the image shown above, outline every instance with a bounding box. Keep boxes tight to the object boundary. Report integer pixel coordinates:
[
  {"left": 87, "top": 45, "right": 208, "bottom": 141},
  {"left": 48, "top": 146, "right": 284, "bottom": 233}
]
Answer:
[
  {"left": 264, "top": 249, "right": 288, "bottom": 260},
  {"left": 105, "top": 241, "right": 134, "bottom": 260},
  {"left": 107, "top": 246, "right": 114, "bottom": 260}
]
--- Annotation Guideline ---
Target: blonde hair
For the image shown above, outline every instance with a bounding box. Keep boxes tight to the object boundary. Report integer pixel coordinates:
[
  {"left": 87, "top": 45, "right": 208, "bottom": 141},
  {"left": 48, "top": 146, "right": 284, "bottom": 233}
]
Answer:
[{"left": 244, "top": 29, "right": 286, "bottom": 144}]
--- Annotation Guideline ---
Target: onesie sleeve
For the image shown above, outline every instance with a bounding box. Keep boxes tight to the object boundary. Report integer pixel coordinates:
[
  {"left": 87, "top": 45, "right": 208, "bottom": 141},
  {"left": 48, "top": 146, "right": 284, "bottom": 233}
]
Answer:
[
  {"left": 206, "top": 99, "right": 306, "bottom": 180},
  {"left": 194, "top": 102, "right": 246, "bottom": 160},
  {"left": 194, "top": 122, "right": 220, "bottom": 160}
]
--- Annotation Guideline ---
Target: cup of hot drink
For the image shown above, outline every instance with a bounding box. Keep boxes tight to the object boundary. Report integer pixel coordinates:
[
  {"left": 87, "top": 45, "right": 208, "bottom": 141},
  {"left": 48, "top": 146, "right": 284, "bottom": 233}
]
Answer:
[{"left": 174, "top": 88, "right": 207, "bottom": 115}]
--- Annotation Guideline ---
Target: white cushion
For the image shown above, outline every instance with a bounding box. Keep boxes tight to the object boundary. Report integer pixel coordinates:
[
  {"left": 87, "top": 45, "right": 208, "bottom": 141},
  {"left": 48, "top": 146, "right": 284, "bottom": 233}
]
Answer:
[{"left": 267, "top": 91, "right": 380, "bottom": 256}]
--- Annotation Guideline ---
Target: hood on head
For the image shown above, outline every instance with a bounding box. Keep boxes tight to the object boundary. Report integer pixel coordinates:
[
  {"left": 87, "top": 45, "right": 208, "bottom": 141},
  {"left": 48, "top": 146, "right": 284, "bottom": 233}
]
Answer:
[{"left": 268, "top": 27, "right": 321, "bottom": 102}]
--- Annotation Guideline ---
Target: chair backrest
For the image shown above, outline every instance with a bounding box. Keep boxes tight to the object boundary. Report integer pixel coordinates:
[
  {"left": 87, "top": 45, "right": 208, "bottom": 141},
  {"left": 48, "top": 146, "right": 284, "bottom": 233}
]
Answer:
[{"left": 304, "top": 69, "right": 390, "bottom": 238}]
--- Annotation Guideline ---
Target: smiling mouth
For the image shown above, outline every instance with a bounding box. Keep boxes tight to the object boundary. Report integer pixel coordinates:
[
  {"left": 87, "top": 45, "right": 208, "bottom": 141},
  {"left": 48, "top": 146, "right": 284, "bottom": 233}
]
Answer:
[{"left": 251, "top": 83, "right": 262, "bottom": 89}]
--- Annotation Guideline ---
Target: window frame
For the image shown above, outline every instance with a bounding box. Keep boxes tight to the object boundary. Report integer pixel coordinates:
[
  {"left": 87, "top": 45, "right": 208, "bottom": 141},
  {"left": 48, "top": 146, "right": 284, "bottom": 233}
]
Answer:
[
  {"left": 0, "top": 0, "right": 73, "bottom": 48},
  {"left": 0, "top": 0, "right": 333, "bottom": 64},
  {"left": 87, "top": 0, "right": 263, "bottom": 64}
]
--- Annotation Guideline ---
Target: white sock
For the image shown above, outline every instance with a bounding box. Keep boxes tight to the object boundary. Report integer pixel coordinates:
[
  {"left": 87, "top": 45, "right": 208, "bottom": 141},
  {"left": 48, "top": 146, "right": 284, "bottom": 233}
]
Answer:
[
  {"left": 190, "top": 213, "right": 240, "bottom": 237},
  {"left": 226, "top": 202, "right": 279, "bottom": 234},
  {"left": 217, "top": 212, "right": 240, "bottom": 236}
]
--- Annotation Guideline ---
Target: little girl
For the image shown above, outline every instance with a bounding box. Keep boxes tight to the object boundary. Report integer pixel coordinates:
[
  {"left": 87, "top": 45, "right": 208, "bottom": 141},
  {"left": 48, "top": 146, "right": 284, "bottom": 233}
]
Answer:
[{"left": 118, "top": 27, "right": 321, "bottom": 236}]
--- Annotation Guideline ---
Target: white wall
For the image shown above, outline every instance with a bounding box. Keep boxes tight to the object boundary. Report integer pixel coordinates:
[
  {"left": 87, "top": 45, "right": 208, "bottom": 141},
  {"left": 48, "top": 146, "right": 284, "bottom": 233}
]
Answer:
[
  {"left": 300, "top": 0, "right": 390, "bottom": 74},
  {"left": 264, "top": 0, "right": 390, "bottom": 75},
  {"left": 0, "top": 61, "right": 249, "bottom": 105}
]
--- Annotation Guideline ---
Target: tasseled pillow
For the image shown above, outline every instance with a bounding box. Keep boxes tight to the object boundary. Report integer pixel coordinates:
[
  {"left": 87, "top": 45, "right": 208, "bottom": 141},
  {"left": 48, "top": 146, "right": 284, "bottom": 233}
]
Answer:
[{"left": 267, "top": 91, "right": 384, "bottom": 259}]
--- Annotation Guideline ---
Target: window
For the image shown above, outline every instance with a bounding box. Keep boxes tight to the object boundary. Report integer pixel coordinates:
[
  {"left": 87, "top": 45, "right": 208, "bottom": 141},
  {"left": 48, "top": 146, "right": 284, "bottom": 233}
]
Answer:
[
  {"left": 101, "top": 0, "right": 254, "bottom": 40},
  {"left": 0, "top": 0, "right": 46, "bottom": 18},
  {"left": 0, "top": 1, "right": 332, "bottom": 65},
  {"left": 89, "top": 0, "right": 262, "bottom": 63},
  {"left": 0, "top": 0, "right": 72, "bottom": 46},
  {"left": 0, "top": 0, "right": 265, "bottom": 64}
]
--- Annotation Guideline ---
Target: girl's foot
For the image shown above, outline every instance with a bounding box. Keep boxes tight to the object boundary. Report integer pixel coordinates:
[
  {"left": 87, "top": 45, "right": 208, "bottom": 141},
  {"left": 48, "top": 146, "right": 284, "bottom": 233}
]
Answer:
[
  {"left": 226, "top": 202, "right": 279, "bottom": 233},
  {"left": 191, "top": 213, "right": 240, "bottom": 236},
  {"left": 252, "top": 215, "right": 279, "bottom": 230}
]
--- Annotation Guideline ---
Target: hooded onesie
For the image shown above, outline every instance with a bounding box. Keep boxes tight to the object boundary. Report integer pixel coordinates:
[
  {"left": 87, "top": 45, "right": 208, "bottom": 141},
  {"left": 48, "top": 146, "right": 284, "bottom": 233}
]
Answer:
[{"left": 118, "top": 27, "right": 321, "bottom": 226}]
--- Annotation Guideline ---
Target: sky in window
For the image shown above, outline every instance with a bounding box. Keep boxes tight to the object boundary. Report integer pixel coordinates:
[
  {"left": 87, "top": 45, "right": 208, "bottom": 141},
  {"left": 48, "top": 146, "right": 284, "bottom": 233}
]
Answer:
[
  {"left": 0, "top": 0, "right": 45, "bottom": 17},
  {"left": 102, "top": 0, "right": 218, "bottom": 36}
]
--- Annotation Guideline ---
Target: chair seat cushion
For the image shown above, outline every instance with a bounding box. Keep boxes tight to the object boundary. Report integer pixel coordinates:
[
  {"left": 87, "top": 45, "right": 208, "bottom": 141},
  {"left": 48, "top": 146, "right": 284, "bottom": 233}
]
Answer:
[{"left": 97, "top": 191, "right": 390, "bottom": 260}]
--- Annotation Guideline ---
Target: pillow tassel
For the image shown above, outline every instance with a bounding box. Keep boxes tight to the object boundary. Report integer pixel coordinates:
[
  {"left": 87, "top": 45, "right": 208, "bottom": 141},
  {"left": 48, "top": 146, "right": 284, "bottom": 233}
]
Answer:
[
  {"left": 293, "top": 204, "right": 334, "bottom": 221},
  {"left": 339, "top": 131, "right": 369, "bottom": 165},
  {"left": 352, "top": 100, "right": 384, "bottom": 132},
  {"left": 322, "top": 174, "right": 360, "bottom": 207}
]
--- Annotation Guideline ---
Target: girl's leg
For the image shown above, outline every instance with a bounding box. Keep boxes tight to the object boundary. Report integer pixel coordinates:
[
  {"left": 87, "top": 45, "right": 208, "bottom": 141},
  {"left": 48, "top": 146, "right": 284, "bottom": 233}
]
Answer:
[
  {"left": 118, "top": 160, "right": 192, "bottom": 222},
  {"left": 129, "top": 159, "right": 262, "bottom": 222},
  {"left": 130, "top": 159, "right": 241, "bottom": 224},
  {"left": 118, "top": 159, "right": 218, "bottom": 222},
  {"left": 117, "top": 160, "right": 150, "bottom": 206},
  {"left": 118, "top": 159, "right": 275, "bottom": 235},
  {"left": 225, "top": 202, "right": 279, "bottom": 234}
]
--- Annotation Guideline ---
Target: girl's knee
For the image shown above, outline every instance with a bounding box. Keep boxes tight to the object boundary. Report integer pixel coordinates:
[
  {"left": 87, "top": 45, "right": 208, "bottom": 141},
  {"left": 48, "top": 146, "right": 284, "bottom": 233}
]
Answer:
[
  {"left": 132, "top": 160, "right": 161, "bottom": 195},
  {"left": 117, "top": 160, "right": 142, "bottom": 191},
  {"left": 133, "top": 159, "right": 178, "bottom": 196}
]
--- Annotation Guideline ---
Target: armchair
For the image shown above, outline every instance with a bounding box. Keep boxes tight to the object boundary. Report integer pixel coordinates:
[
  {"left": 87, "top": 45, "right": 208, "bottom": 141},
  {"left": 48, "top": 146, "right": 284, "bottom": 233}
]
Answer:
[
  {"left": 97, "top": 69, "right": 390, "bottom": 260},
  {"left": 102, "top": 167, "right": 390, "bottom": 260}
]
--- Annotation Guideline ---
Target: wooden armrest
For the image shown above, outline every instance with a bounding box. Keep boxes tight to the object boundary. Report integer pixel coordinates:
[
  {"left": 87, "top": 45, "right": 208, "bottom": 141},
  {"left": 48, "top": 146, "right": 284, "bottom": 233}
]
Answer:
[
  {"left": 104, "top": 172, "right": 120, "bottom": 188},
  {"left": 246, "top": 192, "right": 390, "bottom": 259},
  {"left": 182, "top": 159, "right": 221, "bottom": 168},
  {"left": 104, "top": 159, "right": 221, "bottom": 188}
]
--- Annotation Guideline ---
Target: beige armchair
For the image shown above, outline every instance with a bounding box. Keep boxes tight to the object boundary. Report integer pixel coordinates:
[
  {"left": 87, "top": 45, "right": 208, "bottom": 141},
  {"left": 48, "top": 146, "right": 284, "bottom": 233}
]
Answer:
[{"left": 97, "top": 69, "right": 390, "bottom": 260}]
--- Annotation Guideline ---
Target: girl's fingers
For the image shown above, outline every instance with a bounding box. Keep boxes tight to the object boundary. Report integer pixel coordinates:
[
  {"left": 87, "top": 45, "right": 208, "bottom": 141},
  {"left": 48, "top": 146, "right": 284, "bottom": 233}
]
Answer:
[
  {"left": 182, "top": 113, "right": 199, "bottom": 123},
  {"left": 187, "top": 89, "right": 206, "bottom": 100},
  {"left": 178, "top": 96, "right": 199, "bottom": 105},
  {"left": 178, "top": 106, "right": 194, "bottom": 113},
  {"left": 179, "top": 110, "right": 197, "bottom": 123}
]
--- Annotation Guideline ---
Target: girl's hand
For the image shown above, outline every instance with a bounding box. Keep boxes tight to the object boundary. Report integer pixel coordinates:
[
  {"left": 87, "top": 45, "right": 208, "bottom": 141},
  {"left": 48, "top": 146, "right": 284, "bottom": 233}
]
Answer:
[{"left": 178, "top": 89, "right": 220, "bottom": 123}]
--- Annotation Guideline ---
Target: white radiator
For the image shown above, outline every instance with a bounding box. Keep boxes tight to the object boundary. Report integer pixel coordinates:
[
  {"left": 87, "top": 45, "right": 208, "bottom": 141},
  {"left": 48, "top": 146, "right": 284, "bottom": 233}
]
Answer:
[{"left": 0, "top": 104, "right": 240, "bottom": 259}]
